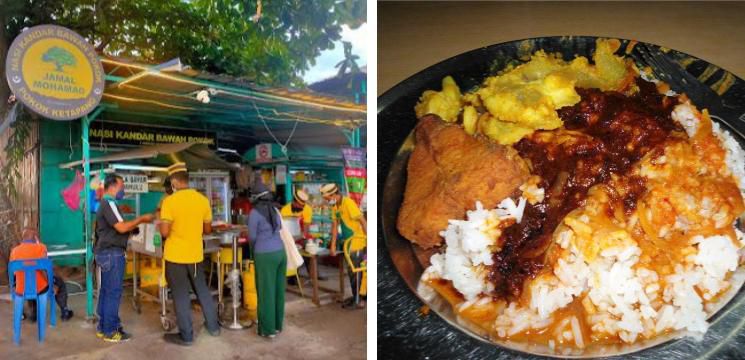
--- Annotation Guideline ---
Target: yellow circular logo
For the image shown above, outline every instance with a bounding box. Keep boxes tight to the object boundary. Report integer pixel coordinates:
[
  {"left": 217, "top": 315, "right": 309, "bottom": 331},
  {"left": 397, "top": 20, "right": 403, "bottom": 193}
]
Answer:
[
  {"left": 22, "top": 38, "right": 95, "bottom": 100},
  {"left": 5, "top": 25, "right": 104, "bottom": 120}
]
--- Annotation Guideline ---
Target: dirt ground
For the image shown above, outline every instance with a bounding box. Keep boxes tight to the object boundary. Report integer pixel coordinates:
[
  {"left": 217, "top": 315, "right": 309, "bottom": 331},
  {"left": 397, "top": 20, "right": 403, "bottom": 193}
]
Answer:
[{"left": 0, "top": 267, "right": 367, "bottom": 360}]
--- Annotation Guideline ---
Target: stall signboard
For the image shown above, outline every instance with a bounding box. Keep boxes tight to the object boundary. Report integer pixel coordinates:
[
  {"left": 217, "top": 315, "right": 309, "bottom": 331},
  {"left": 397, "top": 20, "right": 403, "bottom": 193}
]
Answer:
[
  {"left": 89, "top": 121, "right": 217, "bottom": 147},
  {"left": 256, "top": 143, "right": 273, "bottom": 163},
  {"left": 341, "top": 146, "right": 366, "bottom": 206},
  {"left": 341, "top": 147, "right": 366, "bottom": 168},
  {"left": 276, "top": 164, "right": 287, "bottom": 185},
  {"left": 5, "top": 25, "right": 105, "bottom": 120},
  {"left": 122, "top": 174, "right": 148, "bottom": 193}
]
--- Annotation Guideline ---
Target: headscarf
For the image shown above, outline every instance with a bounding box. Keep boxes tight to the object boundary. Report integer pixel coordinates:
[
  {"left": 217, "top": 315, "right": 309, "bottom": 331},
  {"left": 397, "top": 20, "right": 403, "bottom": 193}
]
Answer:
[{"left": 251, "top": 181, "right": 279, "bottom": 231}]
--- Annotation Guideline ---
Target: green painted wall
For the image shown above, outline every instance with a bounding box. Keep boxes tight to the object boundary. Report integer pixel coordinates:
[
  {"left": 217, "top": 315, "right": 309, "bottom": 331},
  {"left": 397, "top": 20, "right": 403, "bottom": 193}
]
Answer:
[
  {"left": 40, "top": 120, "right": 85, "bottom": 265},
  {"left": 39, "top": 120, "right": 166, "bottom": 265}
]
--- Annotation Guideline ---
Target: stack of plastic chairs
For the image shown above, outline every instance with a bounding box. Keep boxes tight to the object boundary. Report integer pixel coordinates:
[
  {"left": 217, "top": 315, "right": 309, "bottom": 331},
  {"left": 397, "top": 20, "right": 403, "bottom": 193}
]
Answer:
[{"left": 8, "top": 258, "right": 57, "bottom": 344}]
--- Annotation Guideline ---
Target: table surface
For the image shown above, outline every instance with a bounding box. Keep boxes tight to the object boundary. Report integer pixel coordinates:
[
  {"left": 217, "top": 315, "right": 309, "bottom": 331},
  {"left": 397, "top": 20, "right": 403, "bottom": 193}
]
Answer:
[
  {"left": 379, "top": 1, "right": 745, "bottom": 95},
  {"left": 378, "top": 2, "right": 745, "bottom": 358}
]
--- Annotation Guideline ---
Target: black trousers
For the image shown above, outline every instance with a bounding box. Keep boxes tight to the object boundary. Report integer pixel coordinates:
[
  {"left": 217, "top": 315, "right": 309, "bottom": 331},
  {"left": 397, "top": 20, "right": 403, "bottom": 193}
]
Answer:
[
  {"left": 165, "top": 261, "right": 219, "bottom": 341},
  {"left": 347, "top": 249, "right": 366, "bottom": 303},
  {"left": 28, "top": 276, "right": 68, "bottom": 316}
]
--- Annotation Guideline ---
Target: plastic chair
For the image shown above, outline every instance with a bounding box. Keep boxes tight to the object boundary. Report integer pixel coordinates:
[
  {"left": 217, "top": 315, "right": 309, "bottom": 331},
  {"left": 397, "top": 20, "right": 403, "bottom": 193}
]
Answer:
[
  {"left": 8, "top": 258, "right": 57, "bottom": 344},
  {"left": 342, "top": 239, "right": 367, "bottom": 303}
]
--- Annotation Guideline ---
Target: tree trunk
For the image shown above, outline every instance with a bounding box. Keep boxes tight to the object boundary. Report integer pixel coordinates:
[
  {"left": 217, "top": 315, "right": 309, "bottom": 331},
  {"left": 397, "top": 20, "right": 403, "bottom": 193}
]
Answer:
[
  {"left": 0, "top": 1, "right": 14, "bottom": 284},
  {"left": 0, "top": 190, "right": 13, "bottom": 286}
]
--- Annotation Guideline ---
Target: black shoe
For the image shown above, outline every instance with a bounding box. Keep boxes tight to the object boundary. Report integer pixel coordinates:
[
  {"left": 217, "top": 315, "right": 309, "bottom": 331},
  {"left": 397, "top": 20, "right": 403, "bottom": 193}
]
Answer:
[
  {"left": 163, "top": 333, "right": 193, "bottom": 346},
  {"left": 317, "top": 275, "right": 328, "bottom": 281},
  {"left": 61, "top": 309, "right": 74, "bottom": 321}
]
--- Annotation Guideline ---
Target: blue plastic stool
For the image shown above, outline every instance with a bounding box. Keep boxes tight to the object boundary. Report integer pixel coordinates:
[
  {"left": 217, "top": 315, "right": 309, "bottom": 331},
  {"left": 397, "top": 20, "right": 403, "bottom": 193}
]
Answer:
[{"left": 8, "top": 258, "right": 57, "bottom": 344}]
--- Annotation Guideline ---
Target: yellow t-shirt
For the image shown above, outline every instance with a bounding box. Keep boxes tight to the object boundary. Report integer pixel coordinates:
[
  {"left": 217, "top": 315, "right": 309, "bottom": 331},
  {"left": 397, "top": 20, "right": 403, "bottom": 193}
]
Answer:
[
  {"left": 280, "top": 203, "right": 313, "bottom": 224},
  {"left": 332, "top": 196, "right": 366, "bottom": 251},
  {"left": 161, "top": 189, "right": 212, "bottom": 264}
]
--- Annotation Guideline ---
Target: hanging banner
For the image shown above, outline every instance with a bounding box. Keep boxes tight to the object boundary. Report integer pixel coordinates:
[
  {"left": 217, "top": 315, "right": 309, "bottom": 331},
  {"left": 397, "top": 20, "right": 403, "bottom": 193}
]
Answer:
[
  {"left": 341, "top": 146, "right": 366, "bottom": 207},
  {"left": 5, "top": 25, "right": 105, "bottom": 120},
  {"left": 341, "top": 147, "right": 366, "bottom": 168},
  {"left": 89, "top": 121, "right": 217, "bottom": 147},
  {"left": 256, "top": 143, "right": 273, "bottom": 163},
  {"left": 275, "top": 164, "right": 287, "bottom": 185},
  {"left": 122, "top": 174, "right": 148, "bottom": 193}
]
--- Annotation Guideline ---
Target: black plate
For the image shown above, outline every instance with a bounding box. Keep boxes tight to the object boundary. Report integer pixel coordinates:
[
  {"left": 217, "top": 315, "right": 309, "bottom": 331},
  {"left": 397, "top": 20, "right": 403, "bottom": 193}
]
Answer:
[{"left": 378, "top": 36, "right": 745, "bottom": 359}]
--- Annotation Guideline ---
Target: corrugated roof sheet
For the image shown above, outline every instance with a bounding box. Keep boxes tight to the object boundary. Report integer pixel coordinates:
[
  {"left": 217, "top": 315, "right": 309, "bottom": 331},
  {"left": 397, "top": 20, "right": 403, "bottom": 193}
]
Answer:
[{"left": 97, "top": 56, "right": 366, "bottom": 153}]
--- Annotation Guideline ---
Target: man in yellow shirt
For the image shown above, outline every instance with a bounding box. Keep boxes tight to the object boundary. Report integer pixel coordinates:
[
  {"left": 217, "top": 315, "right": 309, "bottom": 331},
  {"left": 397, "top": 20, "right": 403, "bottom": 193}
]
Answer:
[
  {"left": 320, "top": 183, "right": 366, "bottom": 309},
  {"left": 280, "top": 188, "right": 327, "bottom": 280},
  {"left": 159, "top": 164, "right": 220, "bottom": 346},
  {"left": 280, "top": 188, "right": 312, "bottom": 238}
]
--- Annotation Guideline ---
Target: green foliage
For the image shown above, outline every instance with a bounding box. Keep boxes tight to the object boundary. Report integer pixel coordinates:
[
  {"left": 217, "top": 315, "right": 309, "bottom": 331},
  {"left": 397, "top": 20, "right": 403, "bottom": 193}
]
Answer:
[
  {"left": 42, "top": 46, "right": 76, "bottom": 71},
  {"left": 335, "top": 41, "right": 361, "bottom": 85},
  {"left": 0, "top": 107, "right": 32, "bottom": 200},
  {"left": 2, "top": 0, "right": 366, "bottom": 86}
]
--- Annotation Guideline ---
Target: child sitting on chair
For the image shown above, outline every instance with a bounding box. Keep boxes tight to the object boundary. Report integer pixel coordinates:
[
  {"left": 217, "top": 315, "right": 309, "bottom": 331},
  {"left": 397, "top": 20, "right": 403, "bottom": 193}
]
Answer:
[{"left": 10, "top": 227, "right": 74, "bottom": 322}]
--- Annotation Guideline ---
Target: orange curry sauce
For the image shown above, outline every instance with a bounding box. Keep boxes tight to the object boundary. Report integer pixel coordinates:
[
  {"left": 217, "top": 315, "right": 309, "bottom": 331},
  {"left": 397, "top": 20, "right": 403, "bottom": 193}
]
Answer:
[{"left": 426, "top": 79, "right": 745, "bottom": 350}]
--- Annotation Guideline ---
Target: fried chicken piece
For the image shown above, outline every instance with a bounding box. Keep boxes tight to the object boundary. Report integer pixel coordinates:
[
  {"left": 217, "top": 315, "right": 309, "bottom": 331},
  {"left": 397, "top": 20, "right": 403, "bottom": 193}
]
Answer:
[{"left": 397, "top": 115, "right": 529, "bottom": 249}]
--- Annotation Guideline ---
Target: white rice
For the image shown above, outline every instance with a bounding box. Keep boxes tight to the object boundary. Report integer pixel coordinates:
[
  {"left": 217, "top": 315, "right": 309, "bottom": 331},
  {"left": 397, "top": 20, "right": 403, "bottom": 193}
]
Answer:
[
  {"left": 496, "top": 197, "right": 528, "bottom": 223},
  {"left": 421, "top": 102, "right": 745, "bottom": 347},
  {"left": 428, "top": 198, "right": 527, "bottom": 301},
  {"left": 711, "top": 120, "right": 745, "bottom": 200},
  {"left": 671, "top": 101, "right": 745, "bottom": 199},
  {"left": 671, "top": 102, "right": 699, "bottom": 138},
  {"left": 426, "top": 205, "right": 743, "bottom": 343},
  {"left": 520, "top": 182, "right": 546, "bottom": 205}
]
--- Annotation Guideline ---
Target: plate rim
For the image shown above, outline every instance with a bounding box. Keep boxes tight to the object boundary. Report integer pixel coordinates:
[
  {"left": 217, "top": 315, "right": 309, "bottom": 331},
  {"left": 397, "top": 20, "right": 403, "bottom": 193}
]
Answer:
[{"left": 378, "top": 35, "right": 745, "bottom": 357}]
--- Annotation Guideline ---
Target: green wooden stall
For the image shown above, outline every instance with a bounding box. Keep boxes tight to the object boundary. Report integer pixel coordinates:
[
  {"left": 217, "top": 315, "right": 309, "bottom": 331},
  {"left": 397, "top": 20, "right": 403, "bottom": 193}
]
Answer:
[{"left": 36, "top": 55, "right": 365, "bottom": 319}]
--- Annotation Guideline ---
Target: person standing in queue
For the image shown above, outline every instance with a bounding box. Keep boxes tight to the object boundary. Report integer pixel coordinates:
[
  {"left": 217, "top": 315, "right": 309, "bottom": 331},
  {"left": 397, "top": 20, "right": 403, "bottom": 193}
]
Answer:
[
  {"left": 159, "top": 163, "right": 221, "bottom": 346},
  {"left": 95, "top": 174, "right": 154, "bottom": 342},
  {"left": 320, "top": 183, "right": 367, "bottom": 309},
  {"left": 247, "top": 181, "right": 287, "bottom": 338}
]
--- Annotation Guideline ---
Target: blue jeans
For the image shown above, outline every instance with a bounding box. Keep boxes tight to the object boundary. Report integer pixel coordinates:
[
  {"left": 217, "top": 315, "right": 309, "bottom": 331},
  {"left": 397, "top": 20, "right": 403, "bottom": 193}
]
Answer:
[{"left": 95, "top": 248, "right": 125, "bottom": 336}]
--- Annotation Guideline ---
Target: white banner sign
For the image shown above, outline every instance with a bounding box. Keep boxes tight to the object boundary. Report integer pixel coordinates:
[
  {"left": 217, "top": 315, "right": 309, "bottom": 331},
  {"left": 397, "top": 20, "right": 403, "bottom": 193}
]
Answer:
[
  {"left": 123, "top": 174, "right": 148, "bottom": 193},
  {"left": 256, "top": 143, "right": 272, "bottom": 163},
  {"left": 276, "top": 164, "right": 287, "bottom": 185}
]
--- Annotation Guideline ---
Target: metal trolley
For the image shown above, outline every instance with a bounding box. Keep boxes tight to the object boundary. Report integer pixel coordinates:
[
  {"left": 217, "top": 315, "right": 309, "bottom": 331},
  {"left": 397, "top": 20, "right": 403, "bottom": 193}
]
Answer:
[{"left": 129, "top": 234, "right": 221, "bottom": 331}]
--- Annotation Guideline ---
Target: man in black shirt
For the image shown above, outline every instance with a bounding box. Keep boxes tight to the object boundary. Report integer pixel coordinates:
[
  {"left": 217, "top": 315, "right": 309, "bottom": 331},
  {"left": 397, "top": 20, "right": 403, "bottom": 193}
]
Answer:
[{"left": 94, "top": 174, "right": 154, "bottom": 343}]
